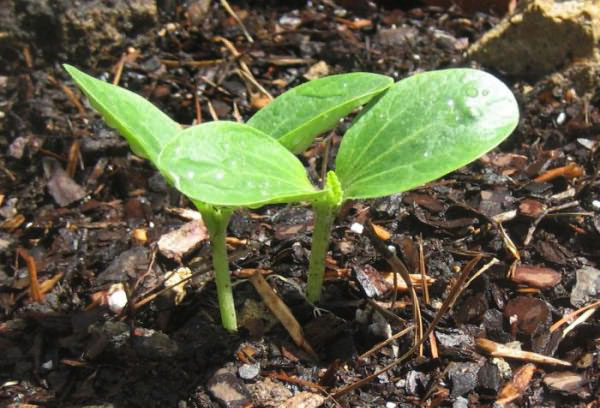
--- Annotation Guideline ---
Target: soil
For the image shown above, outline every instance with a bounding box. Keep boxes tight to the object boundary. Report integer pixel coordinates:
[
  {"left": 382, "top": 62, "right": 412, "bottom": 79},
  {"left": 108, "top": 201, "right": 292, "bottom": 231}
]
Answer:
[{"left": 1, "top": 1, "right": 599, "bottom": 407}]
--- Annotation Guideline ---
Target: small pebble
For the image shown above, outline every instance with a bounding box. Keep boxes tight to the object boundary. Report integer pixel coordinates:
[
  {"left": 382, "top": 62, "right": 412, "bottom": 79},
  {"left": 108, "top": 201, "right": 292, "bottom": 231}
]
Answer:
[
  {"left": 208, "top": 367, "right": 251, "bottom": 408},
  {"left": 448, "top": 362, "right": 480, "bottom": 397},
  {"left": 453, "top": 396, "right": 469, "bottom": 408},
  {"left": 41, "top": 360, "right": 54, "bottom": 370},
  {"left": 570, "top": 266, "right": 600, "bottom": 307},
  {"left": 350, "top": 222, "right": 364, "bottom": 234},
  {"left": 238, "top": 363, "right": 260, "bottom": 380}
]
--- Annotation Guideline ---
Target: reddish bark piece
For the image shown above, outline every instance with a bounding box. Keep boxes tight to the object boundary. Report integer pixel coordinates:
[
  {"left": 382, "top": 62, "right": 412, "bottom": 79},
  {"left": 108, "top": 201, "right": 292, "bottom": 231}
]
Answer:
[
  {"left": 157, "top": 220, "right": 209, "bottom": 261},
  {"left": 402, "top": 192, "right": 445, "bottom": 213},
  {"left": 355, "top": 264, "right": 388, "bottom": 298},
  {"left": 512, "top": 265, "right": 561, "bottom": 289},
  {"left": 504, "top": 296, "right": 549, "bottom": 335},
  {"left": 496, "top": 363, "right": 536, "bottom": 405},
  {"left": 518, "top": 199, "right": 547, "bottom": 218},
  {"left": 480, "top": 152, "right": 528, "bottom": 169}
]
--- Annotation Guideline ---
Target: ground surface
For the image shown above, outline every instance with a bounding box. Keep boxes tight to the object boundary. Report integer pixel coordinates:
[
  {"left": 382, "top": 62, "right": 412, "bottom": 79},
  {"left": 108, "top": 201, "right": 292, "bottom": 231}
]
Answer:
[{"left": 0, "top": 1, "right": 599, "bottom": 407}]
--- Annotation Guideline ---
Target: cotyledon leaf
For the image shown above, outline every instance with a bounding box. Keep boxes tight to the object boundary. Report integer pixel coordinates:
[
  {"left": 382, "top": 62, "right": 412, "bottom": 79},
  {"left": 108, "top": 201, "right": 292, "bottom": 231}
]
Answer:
[
  {"left": 64, "top": 64, "right": 181, "bottom": 163},
  {"left": 335, "top": 68, "right": 519, "bottom": 200},
  {"left": 247, "top": 72, "right": 393, "bottom": 154},
  {"left": 158, "top": 121, "right": 325, "bottom": 207}
]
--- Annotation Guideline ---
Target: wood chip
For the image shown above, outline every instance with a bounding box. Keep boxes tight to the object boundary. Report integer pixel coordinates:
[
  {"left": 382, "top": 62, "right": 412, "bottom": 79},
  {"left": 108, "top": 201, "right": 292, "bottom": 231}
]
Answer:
[
  {"left": 279, "top": 391, "right": 325, "bottom": 408},
  {"left": 512, "top": 265, "right": 561, "bottom": 289},
  {"left": 157, "top": 220, "right": 209, "bottom": 261},
  {"left": 543, "top": 371, "right": 587, "bottom": 394},
  {"left": 496, "top": 363, "right": 536, "bottom": 405}
]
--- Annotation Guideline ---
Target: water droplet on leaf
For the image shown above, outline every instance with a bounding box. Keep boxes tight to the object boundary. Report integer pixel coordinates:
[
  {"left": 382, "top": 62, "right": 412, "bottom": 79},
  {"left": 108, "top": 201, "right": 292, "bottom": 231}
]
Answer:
[{"left": 465, "top": 86, "right": 478, "bottom": 97}]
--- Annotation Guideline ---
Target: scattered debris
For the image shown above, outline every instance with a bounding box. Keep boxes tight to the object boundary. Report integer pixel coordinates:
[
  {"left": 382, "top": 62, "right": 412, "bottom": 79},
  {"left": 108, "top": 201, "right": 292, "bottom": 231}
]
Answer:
[{"left": 248, "top": 377, "right": 293, "bottom": 407}]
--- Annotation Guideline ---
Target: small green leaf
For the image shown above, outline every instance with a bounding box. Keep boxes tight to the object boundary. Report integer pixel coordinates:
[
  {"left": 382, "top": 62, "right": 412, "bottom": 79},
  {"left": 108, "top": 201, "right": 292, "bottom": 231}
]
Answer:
[
  {"left": 247, "top": 73, "right": 393, "bottom": 153},
  {"left": 336, "top": 69, "right": 519, "bottom": 199},
  {"left": 64, "top": 64, "right": 181, "bottom": 163},
  {"left": 158, "top": 121, "right": 324, "bottom": 207}
]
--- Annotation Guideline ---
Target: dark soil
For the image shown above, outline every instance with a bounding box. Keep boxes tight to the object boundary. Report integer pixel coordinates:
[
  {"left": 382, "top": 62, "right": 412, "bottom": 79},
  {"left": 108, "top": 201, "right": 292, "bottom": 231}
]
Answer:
[{"left": 1, "top": 1, "right": 599, "bottom": 407}]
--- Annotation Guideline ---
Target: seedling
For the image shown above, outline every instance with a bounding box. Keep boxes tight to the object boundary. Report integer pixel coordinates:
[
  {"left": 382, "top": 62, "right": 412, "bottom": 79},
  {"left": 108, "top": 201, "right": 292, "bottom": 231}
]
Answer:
[
  {"left": 298, "top": 69, "right": 519, "bottom": 301},
  {"left": 158, "top": 68, "right": 519, "bottom": 302},
  {"left": 64, "top": 65, "right": 391, "bottom": 330}
]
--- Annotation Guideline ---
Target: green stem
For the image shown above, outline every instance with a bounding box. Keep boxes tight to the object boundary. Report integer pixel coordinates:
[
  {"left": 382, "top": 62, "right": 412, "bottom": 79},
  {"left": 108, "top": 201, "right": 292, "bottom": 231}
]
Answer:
[
  {"left": 197, "top": 204, "right": 237, "bottom": 332},
  {"left": 306, "top": 172, "right": 343, "bottom": 303},
  {"left": 306, "top": 201, "right": 337, "bottom": 302}
]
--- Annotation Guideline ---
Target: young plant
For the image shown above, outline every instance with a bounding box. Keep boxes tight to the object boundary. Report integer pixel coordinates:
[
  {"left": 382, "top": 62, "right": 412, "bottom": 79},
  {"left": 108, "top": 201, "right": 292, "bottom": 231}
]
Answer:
[
  {"left": 297, "top": 69, "right": 520, "bottom": 301},
  {"left": 157, "top": 68, "right": 519, "bottom": 303},
  {"left": 64, "top": 64, "right": 392, "bottom": 330}
]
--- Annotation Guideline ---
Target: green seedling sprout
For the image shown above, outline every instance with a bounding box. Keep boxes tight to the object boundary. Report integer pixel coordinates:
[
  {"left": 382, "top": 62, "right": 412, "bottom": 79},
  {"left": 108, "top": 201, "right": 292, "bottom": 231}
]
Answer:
[
  {"left": 64, "top": 65, "right": 392, "bottom": 330},
  {"left": 246, "top": 68, "right": 520, "bottom": 302}
]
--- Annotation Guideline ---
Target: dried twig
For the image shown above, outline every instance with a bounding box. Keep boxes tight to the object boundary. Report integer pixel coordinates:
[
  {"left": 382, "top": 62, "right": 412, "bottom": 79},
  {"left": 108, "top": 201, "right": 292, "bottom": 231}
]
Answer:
[
  {"left": 534, "top": 162, "right": 584, "bottom": 183},
  {"left": 358, "top": 325, "right": 413, "bottom": 361},
  {"left": 112, "top": 54, "right": 126, "bottom": 86},
  {"left": 561, "top": 307, "right": 597, "bottom": 338},
  {"left": 160, "top": 58, "right": 225, "bottom": 68},
  {"left": 17, "top": 248, "right": 42, "bottom": 302},
  {"left": 52, "top": 75, "right": 86, "bottom": 117},
  {"left": 476, "top": 338, "right": 571, "bottom": 366},
  {"left": 250, "top": 272, "right": 317, "bottom": 360},
  {"left": 550, "top": 299, "right": 600, "bottom": 332},
  {"left": 220, "top": 0, "right": 254, "bottom": 43},
  {"left": 364, "top": 221, "right": 421, "bottom": 348},
  {"left": 213, "top": 35, "right": 273, "bottom": 100},
  {"left": 523, "top": 201, "right": 579, "bottom": 246}
]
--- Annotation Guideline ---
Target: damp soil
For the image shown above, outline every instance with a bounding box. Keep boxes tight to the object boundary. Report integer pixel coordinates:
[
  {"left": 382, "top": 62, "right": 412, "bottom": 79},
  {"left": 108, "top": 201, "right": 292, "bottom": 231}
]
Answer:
[{"left": 1, "top": 1, "right": 599, "bottom": 407}]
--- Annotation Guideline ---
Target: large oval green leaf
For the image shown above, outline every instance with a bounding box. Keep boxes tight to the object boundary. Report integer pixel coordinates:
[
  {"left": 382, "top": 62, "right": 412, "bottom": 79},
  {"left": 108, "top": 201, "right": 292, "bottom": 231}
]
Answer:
[
  {"left": 247, "top": 73, "right": 393, "bottom": 154},
  {"left": 158, "top": 121, "right": 323, "bottom": 207},
  {"left": 64, "top": 64, "right": 181, "bottom": 163},
  {"left": 335, "top": 69, "right": 519, "bottom": 200}
]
